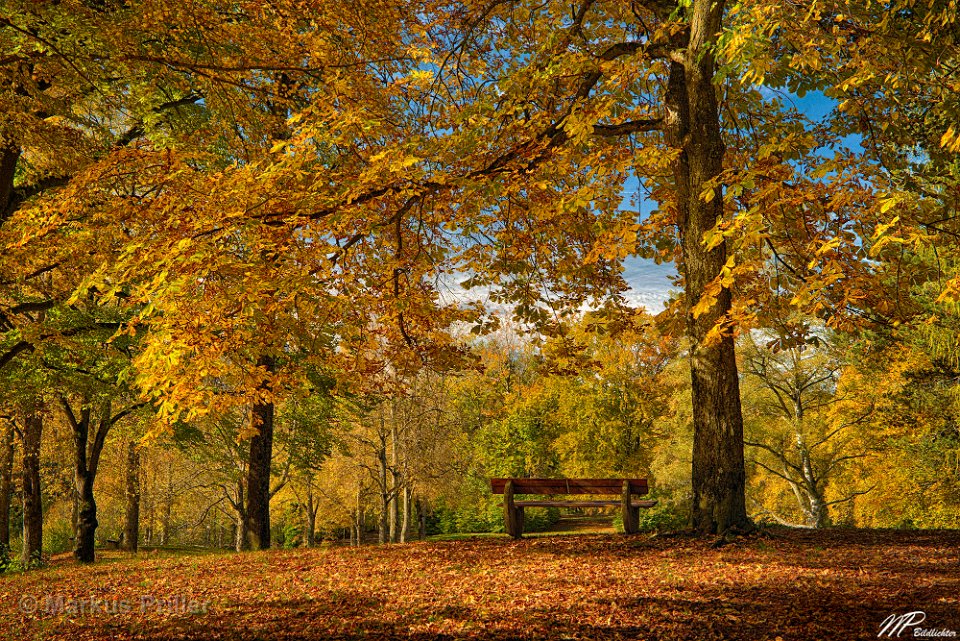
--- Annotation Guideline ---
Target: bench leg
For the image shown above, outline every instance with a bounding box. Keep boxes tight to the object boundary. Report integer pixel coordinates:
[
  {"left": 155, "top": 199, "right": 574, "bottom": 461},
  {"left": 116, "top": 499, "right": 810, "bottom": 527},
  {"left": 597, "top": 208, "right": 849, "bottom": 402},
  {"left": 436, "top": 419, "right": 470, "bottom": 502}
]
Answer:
[
  {"left": 504, "top": 481, "right": 524, "bottom": 539},
  {"left": 622, "top": 481, "right": 639, "bottom": 534},
  {"left": 624, "top": 506, "right": 639, "bottom": 534},
  {"left": 509, "top": 507, "right": 524, "bottom": 539}
]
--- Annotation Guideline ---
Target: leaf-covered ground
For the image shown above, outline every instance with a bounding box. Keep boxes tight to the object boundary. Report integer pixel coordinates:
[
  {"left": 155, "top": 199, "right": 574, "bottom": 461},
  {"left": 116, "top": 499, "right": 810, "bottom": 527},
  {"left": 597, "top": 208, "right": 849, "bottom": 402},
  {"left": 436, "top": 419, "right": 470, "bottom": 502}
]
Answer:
[{"left": 1, "top": 529, "right": 958, "bottom": 640}]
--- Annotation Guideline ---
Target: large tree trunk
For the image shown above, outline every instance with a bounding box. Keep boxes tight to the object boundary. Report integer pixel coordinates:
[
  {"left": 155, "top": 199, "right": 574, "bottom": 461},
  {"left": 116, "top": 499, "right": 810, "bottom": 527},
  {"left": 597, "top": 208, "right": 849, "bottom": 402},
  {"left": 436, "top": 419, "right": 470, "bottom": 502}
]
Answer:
[
  {"left": 807, "top": 492, "right": 829, "bottom": 528},
  {"left": 122, "top": 441, "right": 140, "bottom": 552},
  {"left": 69, "top": 404, "right": 97, "bottom": 564},
  {"left": 800, "top": 451, "right": 830, "bottom": 528},
  {"left": 74, "top": 471, "right": 98, "bottom": 563},
  {"left": 0, "top": 421, "right": 15, "bottom": 555},
  {"left": 21, "top": 411, "right": 43, "bottom": 567},
  {"left": 243, "top": 354, "right": 275, "bottom": 551},
  {"left": 64, "top": 399, "right": 112, "bottom": 563},
  {"left": 70, "top": 490, "right": 80, "bottom": 541},
  {"left": 667, "top": 0, "right": 750, "bottom": 536}
]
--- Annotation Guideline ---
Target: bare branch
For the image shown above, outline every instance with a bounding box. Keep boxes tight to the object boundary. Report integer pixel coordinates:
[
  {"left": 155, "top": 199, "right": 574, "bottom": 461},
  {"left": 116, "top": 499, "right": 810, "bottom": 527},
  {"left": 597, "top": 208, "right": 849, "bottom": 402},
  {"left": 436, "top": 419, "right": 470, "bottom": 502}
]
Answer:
[{"left": 824, "top": 485, "right": 876, "bottom": 506}]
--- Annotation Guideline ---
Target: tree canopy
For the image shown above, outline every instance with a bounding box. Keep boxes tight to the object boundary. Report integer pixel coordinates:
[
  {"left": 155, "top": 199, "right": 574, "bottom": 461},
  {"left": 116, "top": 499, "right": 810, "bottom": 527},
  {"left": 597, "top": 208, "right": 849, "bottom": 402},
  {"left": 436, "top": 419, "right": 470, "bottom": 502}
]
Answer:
[{"left": 1, "top": 0, "right": 959, "bottom": 559}]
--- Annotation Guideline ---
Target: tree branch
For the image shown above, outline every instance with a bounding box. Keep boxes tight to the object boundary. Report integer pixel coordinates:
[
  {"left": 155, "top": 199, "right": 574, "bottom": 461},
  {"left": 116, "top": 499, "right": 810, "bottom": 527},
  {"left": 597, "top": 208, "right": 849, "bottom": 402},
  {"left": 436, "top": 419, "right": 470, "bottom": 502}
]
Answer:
[
  {"left": 114, "top": 92, "right": 202, "bottom": 147},
  {"left": 749, "top": 456, "right": 800, "bottom": 484},
  {"left": 0, "top": 341, "right": 34, "bottom": 370},
  {"left": 824, "top": 484, "right": 876, "bottom": 506},
  {"left": 8, "top": 300, "right": 55, "bottom": 315},
  {"left": 593, "top": 118, "right": 663, "bottom": 137},
  {"left": 59, "top": 396, "right": 83, "bottom": 433}
]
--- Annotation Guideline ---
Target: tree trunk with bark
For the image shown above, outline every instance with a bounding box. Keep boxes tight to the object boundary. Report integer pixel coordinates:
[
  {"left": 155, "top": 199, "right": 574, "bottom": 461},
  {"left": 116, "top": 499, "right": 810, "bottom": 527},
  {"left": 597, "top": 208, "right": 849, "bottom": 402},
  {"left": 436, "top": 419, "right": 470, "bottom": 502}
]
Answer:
[
  {"left": 0, "top": 145, "right": 20, "bottom": 219},
  {"left": 416, "top": 498, "right": 427, "bottom": 541},
  {"left": 378, "top": 437, "right": 388, "bottom": 544},
  {"left": 74, "top": 470, "right": 98, "bottom": 563},
  {"left": 63, "top": 399, "right": 116, "bottom": 563},
  {"left": 0, "top": 422, "right": 15, "bottom": 556},
  {"left": 389, "top": 418, "right": 399, "bottom": 543},
  {"left": 667, "top": 0, "right": 751, "bottom": 536},
  {"left": 70, "top": 404, "right": 96, "bottom": 563},
  {"left": 21, "top": 410, "right": 43, "bottom": 567},
  {"left": 143, "top": 489, "right": 154, "bottom": 546},
  {"left": 232, "top": 479, "right": 247, "bottom": 551},
  {"left": 71, "top": 490, "right": 80, "bottom": 541},
  {"left": 305, "top": 483, "right": 317, "bottom": 547},
  {"left": 234, "top": 511, "right": 247, "bottom": 551},
  {"left": 353, "top": 485, "right": 363, "bottom": 546},
  {"left": 243, "top": 355, "right": 275, "bottom": 551},
  {"left": 160, "top": 460, "right": 174, "bottom": 546},
  {"left": 796, "top": 440, "right": 830, "bottom": 527},
  {"left": 400, "top": 485, "right": 411, "bottom": 544},
  {"left": 122, "top": 441, "right": 141, "bottom": 552},
  {"left": 806, "top": 492, "right": 829, "bottom": 528}
]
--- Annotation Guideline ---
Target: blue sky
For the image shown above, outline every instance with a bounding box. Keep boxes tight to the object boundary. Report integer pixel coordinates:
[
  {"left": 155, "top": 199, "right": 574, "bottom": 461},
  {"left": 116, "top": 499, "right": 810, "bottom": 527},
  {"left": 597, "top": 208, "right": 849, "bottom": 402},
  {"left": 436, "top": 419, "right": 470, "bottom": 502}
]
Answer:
[
  {"left": 442, "top": 91, "right": 842, "bottom": 315},
  {"left": 621, "top": 90, "right": 841, "bottom": 311}
]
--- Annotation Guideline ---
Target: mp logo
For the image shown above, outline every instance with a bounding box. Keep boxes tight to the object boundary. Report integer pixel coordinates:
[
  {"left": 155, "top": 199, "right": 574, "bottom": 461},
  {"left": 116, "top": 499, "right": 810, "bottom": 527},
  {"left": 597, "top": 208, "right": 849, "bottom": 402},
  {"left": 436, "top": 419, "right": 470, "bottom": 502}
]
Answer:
[{"left": 879, "top": 611, "right": 957, "bottom": 639}]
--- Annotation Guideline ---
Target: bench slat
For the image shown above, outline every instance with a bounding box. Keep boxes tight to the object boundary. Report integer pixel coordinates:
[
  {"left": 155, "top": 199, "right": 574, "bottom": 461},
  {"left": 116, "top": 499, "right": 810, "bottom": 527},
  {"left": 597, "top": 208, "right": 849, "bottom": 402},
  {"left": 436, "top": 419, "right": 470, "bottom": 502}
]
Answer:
[
  {"left": 490, "top": 478, "right": 648, "bottom": 495},
  {"left": 514, "top": 499, "right": 658, "bottom": 508}
]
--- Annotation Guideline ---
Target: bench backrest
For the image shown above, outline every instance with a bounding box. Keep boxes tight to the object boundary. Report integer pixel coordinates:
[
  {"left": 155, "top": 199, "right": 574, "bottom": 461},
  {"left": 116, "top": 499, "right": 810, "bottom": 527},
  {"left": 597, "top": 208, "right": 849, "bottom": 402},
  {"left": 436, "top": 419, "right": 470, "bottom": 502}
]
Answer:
[{"left": 490, "top": 478, "right": 648, "bottom": 495}]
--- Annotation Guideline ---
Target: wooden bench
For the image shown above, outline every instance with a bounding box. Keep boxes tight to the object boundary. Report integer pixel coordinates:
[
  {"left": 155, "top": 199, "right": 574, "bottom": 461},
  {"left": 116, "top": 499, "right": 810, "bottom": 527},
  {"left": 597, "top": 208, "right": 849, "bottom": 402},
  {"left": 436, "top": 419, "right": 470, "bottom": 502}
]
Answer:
[{"left": 490, "top": 478, "right": 656, "bottom": 538}]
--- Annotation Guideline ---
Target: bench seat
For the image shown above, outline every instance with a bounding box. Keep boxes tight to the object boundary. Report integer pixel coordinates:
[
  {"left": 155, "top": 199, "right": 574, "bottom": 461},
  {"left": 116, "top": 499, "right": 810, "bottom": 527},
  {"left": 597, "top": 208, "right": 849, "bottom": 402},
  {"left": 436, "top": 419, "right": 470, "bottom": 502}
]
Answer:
[
  {"left": 514, "top": 499, "right": 658, "bottom": 508},
  {"left": 491, "top": 477, "right": 655, "bottom": 538}
]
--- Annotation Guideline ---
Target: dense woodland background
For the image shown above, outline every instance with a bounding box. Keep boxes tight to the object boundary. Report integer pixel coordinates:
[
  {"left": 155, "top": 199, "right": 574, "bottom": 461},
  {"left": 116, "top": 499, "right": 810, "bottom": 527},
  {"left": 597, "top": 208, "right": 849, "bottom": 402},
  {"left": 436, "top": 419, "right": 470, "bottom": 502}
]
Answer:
[
  {"left": 0, "top": 0, "right": 959, "bottom": 570},
  {"left": 4, "top": 312, "right": 960, "bottom": 561}
]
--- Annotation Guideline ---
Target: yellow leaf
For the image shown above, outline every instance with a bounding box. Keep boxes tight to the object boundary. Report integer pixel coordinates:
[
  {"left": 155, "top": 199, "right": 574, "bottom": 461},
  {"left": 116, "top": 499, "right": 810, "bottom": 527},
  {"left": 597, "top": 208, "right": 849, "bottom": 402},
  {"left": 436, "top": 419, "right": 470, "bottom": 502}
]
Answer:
[
  {"left": 691, "top": 291, "right": 718, "bottom": 319},
  {"left": 940, "top": 126, "right": 955, "bottom": 148},
  {"left": 391, "top": 155, "right": 421, "bottom": 171},
  {"left": 873, "top": 215, "right": 900, "bottom": 238},
  {"left": 879, "top": 197, "right": 898, "bottom": 214},
  {"left": 407, "top": 69, "right": 434, "bottom": 84}
]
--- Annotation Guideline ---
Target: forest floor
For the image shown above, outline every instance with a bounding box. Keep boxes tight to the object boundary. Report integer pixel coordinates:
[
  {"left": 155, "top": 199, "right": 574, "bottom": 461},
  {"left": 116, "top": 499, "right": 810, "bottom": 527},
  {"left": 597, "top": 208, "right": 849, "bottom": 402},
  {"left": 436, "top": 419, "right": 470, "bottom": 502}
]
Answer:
[{"left": 0, "top": 528, "right": 957, "bottom": 640}]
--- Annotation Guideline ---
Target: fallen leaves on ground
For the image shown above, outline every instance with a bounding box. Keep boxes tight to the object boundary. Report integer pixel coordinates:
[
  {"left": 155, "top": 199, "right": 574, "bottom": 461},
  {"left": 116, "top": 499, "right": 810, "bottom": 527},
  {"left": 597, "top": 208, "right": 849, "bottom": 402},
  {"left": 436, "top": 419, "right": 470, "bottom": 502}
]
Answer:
[{"left": 0, "top": 528, "right": 957, "bottom": 640}]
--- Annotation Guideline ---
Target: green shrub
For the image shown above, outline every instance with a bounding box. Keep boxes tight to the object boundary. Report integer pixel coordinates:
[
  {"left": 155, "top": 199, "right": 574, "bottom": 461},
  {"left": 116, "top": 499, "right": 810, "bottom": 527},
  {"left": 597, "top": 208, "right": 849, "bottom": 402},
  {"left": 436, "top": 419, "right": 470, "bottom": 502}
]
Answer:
[
  {"left": 522, "top": 506, "right": 561, "bottom": 532},
  {"left": 430, "top": 502, "right": 500, "bottom": 535},
  {"left": 612, "top": 493, "right": 688, "bottom": 533},
  {"left": 282, "top": 522, "right": 303, "bottom": 548},
  {"left": 428, "top": 500, "right": 561, "bottom": 535},
  {"left": 45, "top": 519, "right": 74, "bottom": 555},
  {"left": 636, "top": 504, "right": 687, "bottom": 532}
]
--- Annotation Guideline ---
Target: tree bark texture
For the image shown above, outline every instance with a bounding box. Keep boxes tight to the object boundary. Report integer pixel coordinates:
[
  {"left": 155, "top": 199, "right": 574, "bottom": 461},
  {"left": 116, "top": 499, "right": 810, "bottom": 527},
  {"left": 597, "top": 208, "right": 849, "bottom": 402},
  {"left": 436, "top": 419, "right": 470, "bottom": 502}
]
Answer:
[
  {"left": 0, "top": 422, "right": 15, "bottom": 554},
  {"left": 667, "top": 0, "right": 751, "bottom": 535},
  {"left": 122, "top": 441, "right": 141, "bottom": 552},
  {"left": 243, "top": 354, "right": 275, "bottom": 551},
  {"left": 21, "top": 411, "right": 43, "bottom": 567}
]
